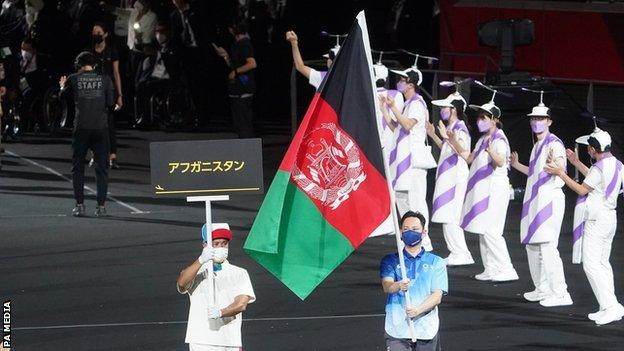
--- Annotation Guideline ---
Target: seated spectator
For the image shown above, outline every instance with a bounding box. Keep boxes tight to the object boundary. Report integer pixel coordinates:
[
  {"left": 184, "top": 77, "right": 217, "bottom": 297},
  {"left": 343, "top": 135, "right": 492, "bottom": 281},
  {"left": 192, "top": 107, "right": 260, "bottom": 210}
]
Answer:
[
  {"left": 134, "top": 21, "right": 180, "bottom": 126},
  {"left": 18, "top": 37, "right": 49, "bottom": 119}
]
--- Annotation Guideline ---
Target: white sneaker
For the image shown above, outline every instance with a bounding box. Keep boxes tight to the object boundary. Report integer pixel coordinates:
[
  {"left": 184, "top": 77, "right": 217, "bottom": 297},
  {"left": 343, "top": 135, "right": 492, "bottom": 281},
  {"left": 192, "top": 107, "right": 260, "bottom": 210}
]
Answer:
[
  {"left": 491, "top": 269, "right": 519, "bottom": 282},
  {"left": 523, "top": 290, "right": 550, "bottom": 302},
  {"left": 595, "top": 304, "right": 624, "bottom": 325},
  {"left": 475, "top": 271, "right": 492, "bottom": 281},
  {"left": 445, "top": 254, "right": 475, "bottom": 267},
  {"left": 539, "top": 292, "right": 573, "bottom": 307},
  {"left": 588, "top": 310, "right": 605, "bottom": 321}
]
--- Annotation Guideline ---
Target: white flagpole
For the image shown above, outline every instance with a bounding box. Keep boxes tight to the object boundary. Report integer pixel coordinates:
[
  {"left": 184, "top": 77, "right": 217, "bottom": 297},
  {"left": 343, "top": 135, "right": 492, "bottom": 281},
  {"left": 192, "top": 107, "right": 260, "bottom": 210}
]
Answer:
[
  {"left": 357, "top": 11, "right": 417, "bottom": 343},
  {"left": 187, "top": 195, "right": 230, "bottom": 307}
]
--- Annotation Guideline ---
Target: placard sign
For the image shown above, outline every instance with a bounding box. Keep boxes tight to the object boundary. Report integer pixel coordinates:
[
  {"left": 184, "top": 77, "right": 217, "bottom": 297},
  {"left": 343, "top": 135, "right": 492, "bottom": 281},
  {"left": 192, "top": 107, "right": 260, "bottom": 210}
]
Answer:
[{"left": 150, "top": 139, "right": 263, "bottom": 197}]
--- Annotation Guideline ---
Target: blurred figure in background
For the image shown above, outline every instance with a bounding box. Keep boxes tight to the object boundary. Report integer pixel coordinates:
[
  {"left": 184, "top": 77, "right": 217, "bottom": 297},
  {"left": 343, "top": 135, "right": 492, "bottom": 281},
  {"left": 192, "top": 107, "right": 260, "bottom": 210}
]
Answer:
[{"left": 90, "top": 21, "right": 123, "bottom": 168}]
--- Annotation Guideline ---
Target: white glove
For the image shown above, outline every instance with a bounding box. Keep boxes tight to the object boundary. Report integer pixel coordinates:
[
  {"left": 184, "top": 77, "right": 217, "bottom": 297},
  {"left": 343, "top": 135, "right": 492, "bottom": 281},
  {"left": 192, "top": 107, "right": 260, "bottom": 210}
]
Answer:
[
  {"left": 207, "top": 305, "right": 222, "bottom": 319},
  {"left": 198, "top": 247, "right": 214, "bottom": 265}
]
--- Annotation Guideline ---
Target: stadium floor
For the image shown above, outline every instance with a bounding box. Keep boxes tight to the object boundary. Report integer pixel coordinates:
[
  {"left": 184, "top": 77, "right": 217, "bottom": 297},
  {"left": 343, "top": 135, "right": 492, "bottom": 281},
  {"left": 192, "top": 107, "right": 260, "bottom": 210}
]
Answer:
[{"left": 1, "top": 129, "right": 623, "bottom": 351}]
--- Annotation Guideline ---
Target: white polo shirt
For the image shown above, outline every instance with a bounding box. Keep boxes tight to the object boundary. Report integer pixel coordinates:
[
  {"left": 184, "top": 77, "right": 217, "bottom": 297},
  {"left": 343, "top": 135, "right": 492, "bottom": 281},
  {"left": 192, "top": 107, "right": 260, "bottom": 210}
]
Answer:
[{"left": 180, "top": 261, "right": 255, "bottom": 348}]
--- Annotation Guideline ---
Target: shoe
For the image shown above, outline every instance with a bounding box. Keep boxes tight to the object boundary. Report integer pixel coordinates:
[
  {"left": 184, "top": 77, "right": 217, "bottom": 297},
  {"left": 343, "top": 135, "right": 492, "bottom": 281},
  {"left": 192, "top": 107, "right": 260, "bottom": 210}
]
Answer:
[
  {"left": 72, "top": 204, "right": 86, "bottom": 217},
  {"left": 539, "top": 292, "right": 573, "bottom": 307},
  {"left": 88, "top": 158, "right": 94, "bottom": 167},
  {"left": 588, "top": 310, "right": 605, "bottom": 321},
  {"left": 594, "top": 304, "right": 624, "bottom": 325},
  {"left": 523, "top": 289, "right": 550, "bottom": 302},
  {"left": 109, "top": 159, "right": 120, "bottom": 169},
  {"left": 94, "top": 206, "right": 108, "bottom": 217},
  {"left": 491, "top": 269, "right": 519, "bottom": 282},
  {"left": 475, "top": 271, "right": 492, "bottom": 281},
  {"left": 445, "top": 255, "right": 475, "bottom": 266}
]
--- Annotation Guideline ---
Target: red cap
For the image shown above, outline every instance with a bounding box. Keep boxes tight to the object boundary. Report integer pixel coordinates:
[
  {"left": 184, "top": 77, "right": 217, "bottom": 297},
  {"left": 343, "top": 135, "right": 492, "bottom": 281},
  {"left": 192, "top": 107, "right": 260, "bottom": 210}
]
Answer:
[{"left": 212, "top": 228, "right": 232, "bottom": 241}]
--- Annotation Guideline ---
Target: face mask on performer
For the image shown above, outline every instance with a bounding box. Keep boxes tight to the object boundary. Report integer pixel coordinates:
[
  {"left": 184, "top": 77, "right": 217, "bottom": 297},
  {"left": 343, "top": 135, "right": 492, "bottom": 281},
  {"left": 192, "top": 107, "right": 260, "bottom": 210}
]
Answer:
[
  {"left": 440, "top": 107, "right": 451, "bottom": 121},
  {"left": 477, "top": 114, "right": 493, "bottom": 133},
  {"left": 529, "top": 117, "right": 550, "bottom": 134},
  {"left": 396, "top": 80, "right": 408, "bottom": 93}
]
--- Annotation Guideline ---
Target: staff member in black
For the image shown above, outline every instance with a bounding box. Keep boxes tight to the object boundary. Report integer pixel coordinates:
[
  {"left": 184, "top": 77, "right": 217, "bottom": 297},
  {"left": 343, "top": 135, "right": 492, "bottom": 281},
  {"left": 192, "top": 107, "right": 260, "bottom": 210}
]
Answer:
[
  {"left": 214, "top": 22, "right": 257, "bottom": 138},
  {"left": 60, "top": 51, "right": 115, "bottom": 217}
]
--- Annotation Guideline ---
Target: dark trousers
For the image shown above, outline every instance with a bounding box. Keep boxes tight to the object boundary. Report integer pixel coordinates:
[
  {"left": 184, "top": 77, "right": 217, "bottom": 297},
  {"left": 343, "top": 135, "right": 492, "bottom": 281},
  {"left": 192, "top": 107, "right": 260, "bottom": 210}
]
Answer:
[
  {"left": 72, "top": 129, "right": 109, "bottom": 206},
  {"left": 107, "top": 112, "right": 117, "bottom": 154},
  {"left": 182, "top": 48, "right": 209, "bottom": 124},
  {"left": 385, "top": 332, "right": 441, "bottom": 351},
  {"left": 229, "top": 95, "right": 254, "bottom": 138}
]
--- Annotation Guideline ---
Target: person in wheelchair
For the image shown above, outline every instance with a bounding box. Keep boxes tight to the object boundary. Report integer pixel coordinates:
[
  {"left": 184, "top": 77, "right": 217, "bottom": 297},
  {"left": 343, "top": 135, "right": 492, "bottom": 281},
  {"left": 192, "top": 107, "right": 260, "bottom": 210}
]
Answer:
[
  {"left": 134, "top": 21, "right": 181, "bottom": 127},
  {"left": 18, "top": 37, "right": 50, "bottom": 126}
]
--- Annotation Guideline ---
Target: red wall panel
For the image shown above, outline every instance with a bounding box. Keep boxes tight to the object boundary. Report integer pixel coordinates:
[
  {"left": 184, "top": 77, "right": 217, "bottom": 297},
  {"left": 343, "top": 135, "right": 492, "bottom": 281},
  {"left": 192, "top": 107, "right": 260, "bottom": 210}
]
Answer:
[{"left": 440, "top": 0, "right": 624, "bottom": 81}]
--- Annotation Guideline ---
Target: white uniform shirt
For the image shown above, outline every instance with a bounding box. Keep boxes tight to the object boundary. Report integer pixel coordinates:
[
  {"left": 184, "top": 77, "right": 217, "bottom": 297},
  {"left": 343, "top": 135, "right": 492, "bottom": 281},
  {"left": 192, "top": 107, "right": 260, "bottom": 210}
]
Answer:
[
  {"left": 403, "top": 96, "right": 428, "bottom": 145},
  {"left": 181, "top": 261, "right": 255, "bottom": 347},
  {"left": 583, "top": 159, "right": 623, "bottom": 218},
  {"left": 308, "top": 68, "right": 326, "bottom": 90},
  {"left": 490, "top": 137, "right": 510, "bottom": 177}
]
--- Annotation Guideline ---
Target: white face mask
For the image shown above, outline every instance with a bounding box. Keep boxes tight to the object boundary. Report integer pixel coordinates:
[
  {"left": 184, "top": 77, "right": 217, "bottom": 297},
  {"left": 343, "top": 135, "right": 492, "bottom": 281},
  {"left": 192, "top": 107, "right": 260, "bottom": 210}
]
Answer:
[
  {"left": 155, "top": 33, "right": 167, "bottom": 45},
  {"left": 213, "top": 247, "right": 228, "bottom": 263},
  {"left": 134, "top": 1, "right": 144, "bottom": 11},
  {"left": 21, "top": 50, "right": 33, "bottom": 61}
]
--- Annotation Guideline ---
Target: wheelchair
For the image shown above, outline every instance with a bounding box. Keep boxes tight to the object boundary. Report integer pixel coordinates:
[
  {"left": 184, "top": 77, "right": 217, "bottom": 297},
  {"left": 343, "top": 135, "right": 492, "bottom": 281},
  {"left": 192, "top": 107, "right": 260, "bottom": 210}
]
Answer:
[{"left": 134, "top": 82, "right": 193, "bottom": 130}]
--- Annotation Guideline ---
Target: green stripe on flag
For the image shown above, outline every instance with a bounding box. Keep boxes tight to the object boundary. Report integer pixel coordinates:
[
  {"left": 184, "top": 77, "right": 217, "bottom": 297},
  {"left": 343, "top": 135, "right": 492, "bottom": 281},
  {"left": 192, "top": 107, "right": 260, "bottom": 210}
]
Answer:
[{"left": 244, "top": 171, "right": 354, "bottom": 300}]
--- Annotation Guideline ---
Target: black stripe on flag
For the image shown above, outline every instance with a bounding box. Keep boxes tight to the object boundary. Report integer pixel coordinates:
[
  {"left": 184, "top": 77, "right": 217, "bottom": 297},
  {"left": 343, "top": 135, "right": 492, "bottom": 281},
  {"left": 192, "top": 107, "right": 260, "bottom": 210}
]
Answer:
[{"left": 318, "top": 20, "right": 385, "bottom": 177}]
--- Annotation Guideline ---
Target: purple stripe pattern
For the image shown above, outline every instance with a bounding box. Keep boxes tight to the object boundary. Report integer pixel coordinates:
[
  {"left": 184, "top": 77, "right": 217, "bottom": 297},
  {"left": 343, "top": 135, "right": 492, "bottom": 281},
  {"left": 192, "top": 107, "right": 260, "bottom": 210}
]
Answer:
[
  {"left": 461, "top": 197, "right": 490, "bottom": 228},
  {"left": 520, "top": 171, "right": 551, "bottom": 219},
  {"left": 520, "top": 134, "right": 563, "bottom": 243},
  {"left": 437, "top": 154, "right": 458, "bottom": 178},
  {"left": 522, "top": 202, "right": 553, "bottom": 244},
  {"left": 389, "top": 94, "right": 426, "bottom": 188},
  {"left": 605, "top": 160, "right": 623, "bottom": 198},
  {"left": 461, "top": 129, "right": 507, "bottom": 229},
  {"left": 392, "top": 156, "right": 412, "bottom": 188},
  {"left": 389, "top": 128, "right": 409, "bottom": 164},
  {"left": 572, "top": 195, "right": 587, "bottom": 243},
  {"left": 593, "top": 154, "right": 623, "bottom": 199},
  {"left": 432, "top": 186, "right": 456, "bottom": 215}
]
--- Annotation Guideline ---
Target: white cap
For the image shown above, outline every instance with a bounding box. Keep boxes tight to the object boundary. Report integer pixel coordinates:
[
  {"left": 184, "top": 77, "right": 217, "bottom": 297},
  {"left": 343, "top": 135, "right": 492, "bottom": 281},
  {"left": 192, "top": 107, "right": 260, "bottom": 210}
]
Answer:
[
  {"left": 389, "top": 68, "right": 422, "bottom": 86},
  {"left": 322, "top": 45, "right": 340, "bottom": 59},
  {"left": 576, "top": 128, "right": 612, "bottom": 151},
  {"left": 432, "top": 92, "right": 467, "bottom": 112},
  {"left": 469, "top": 102, "right": 501, "bottom": 119},
  {"left": 527, "top": 104, "right": 550, "bottom": 118},
  {"left": 373, "top": 63, "right": 389, "bottom": 81}
]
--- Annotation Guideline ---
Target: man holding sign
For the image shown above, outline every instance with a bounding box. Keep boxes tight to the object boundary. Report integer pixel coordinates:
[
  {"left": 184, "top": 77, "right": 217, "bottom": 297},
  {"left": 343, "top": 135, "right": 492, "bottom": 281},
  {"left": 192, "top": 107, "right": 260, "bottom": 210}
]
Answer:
[{"left": 177, "top": 224, "right": 255, "bottom": 351}]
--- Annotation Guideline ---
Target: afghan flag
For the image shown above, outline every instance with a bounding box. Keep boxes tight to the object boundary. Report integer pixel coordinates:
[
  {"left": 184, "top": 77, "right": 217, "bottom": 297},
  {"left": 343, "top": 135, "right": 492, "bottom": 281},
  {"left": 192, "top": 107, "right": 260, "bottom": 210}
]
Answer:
[{"left": 244, "top": 12, "right": 391, "bottom": 300}]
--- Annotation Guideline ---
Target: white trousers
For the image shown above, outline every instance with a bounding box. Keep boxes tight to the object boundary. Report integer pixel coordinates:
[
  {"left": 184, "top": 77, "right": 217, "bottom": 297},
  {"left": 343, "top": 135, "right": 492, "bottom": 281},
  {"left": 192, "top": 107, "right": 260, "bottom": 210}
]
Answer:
[
  {"left": 443, "top": 223, "right": 472, "bottom": 259},
  {"left": 477, "top": 178, "right": 514, "bottom": 274},
  {"left": 396, "top": 169, "right": 431, "bottom": 251},
  {"left": 479, "top": 234, "right": 514, "bottom": 274},
  {"left": 525, "top": 194, "right": 568, "bottom": 295},
  {"left": 582, "top": 211, "right": 619, "bottom": 311}
]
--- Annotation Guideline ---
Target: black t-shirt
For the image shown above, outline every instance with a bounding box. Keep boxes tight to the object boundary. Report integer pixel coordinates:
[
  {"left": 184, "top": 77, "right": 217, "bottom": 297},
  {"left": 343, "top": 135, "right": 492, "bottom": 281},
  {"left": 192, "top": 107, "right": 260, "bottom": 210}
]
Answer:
[
  {"left": 63, "top": 71, "right": 114, "bottom": 130},
  {"left": 228, "top": 37, "right": 255, "bottom": 95},
  {"left": 90, "top": 44, "right": 119, "bottom": 78}
]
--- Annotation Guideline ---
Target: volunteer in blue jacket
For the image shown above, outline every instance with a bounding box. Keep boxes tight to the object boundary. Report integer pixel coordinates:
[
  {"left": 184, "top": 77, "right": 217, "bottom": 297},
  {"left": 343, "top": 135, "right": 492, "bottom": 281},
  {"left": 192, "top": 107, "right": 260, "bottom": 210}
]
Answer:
[{"left": 380, "top": 211, "right": 448, "bottom": 351}]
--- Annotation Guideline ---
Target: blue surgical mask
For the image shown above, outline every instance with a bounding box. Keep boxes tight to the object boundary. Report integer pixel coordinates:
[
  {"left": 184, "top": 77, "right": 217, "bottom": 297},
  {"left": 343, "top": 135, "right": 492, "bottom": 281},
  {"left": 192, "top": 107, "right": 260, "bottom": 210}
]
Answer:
[{"left": 401, "top": 230, "right": 423, "bottom": 247}]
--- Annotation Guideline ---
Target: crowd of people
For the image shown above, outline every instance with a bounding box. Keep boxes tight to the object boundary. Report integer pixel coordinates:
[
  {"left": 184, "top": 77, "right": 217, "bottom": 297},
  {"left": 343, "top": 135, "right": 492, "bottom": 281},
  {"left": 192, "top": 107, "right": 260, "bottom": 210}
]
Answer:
[{"left": 1, "top": 0, "right": 276, "bottom": 171}]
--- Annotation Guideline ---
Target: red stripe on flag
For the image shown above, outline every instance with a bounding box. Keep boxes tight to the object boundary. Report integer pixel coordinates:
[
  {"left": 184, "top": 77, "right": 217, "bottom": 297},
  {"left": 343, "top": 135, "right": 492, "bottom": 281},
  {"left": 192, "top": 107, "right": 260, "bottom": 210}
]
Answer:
[
  {"left": 278, "top": 93, "right": 322, "bottom": 172},
  {"left": 289, "top": 96, "right": 390, "bottom": 248}
]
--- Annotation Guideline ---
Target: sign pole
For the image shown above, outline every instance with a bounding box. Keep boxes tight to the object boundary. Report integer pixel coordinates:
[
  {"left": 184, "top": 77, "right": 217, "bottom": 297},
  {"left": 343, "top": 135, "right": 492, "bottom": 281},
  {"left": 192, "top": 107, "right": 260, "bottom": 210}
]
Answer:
[{"left": 187, "top": 195, "right": 230, "bottom": 306}]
